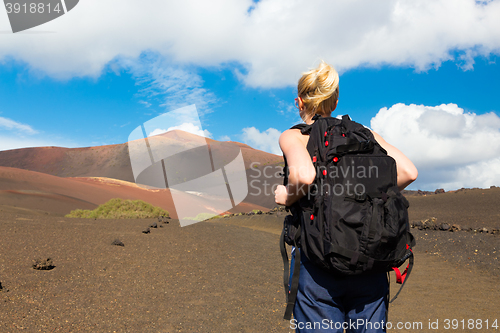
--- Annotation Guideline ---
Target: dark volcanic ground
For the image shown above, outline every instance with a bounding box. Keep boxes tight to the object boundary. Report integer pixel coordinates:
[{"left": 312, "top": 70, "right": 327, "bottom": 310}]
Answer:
[
  {"left": 406, "top": 187, "right": 500, "bottom": 277},
  {"left": 0, "top": 187, "right": 499, "bottom": 332},
  {"left": 0, "top": 212, "right": 287, "bottom": 332}
]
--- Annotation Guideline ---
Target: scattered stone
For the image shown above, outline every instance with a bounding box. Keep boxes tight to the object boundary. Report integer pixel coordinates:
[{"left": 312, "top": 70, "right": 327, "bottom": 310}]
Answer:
[
  {"left": 247, "top": 211, "right": 255, "bottom": 215},
  {"left": 439, "top": 223, "right": 450, "bottom": 231},
  {"left": 419, "top": 217, "right": 438, "bottom": 230},
  {"left": 32, "top": 258, "right": 55, "bottom": 270},
  {"left": 111, "top": 239, "right": 124, "bottom": 246},
  {"left": 410, "top": 221, "right": 497, "bottom": 235},
  {"left": 270, "top": 206, "right": 286, "bottom": 213},
  {"left": 158, "top": 215, "right": 170, "bottom": 223},
  {"left": 256, "top": 210, "right": 263, "bottom": 215},
  {"left": 149, "top": 222, "right": 158, "bottom": 228},
  {"left": 411, "top": 220, "right": 423, "bottom": 229},
  {"left": 435, "top": 188, "right": 445, "bottom": 194},
  {"left": 142, "top": 227, "right": 150, "bottom": 234}
]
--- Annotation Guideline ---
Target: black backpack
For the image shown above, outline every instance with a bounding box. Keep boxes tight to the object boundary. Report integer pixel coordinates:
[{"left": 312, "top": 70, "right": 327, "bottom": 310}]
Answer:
[{"left": 280, "top": 115, "right": 415, "bottom": 320}]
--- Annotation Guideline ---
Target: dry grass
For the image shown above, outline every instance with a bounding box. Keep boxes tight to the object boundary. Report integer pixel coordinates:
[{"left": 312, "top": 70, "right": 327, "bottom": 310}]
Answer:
[{"left": 65, "top": 198, "right": 169, "bottom": 219}]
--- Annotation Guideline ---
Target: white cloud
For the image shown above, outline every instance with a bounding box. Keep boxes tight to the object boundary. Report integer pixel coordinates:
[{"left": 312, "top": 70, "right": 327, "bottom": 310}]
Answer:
[
  {"left": 119, "top": 53, "right": 217, "bottom": 115},
  {"left": 0, "top": 116, "right": 38, "bottom": 134},
  {"left": 138, "top": 100, "right": 151, "bottom": 108},
  {"left": 148, "top": 122, "right": 212, "bottom": 138},
  {"left": 218, "top": 135, "right": 231, "bottom": 141},
  {"left": 1, "top": 0, "right": 500, "bottom": 87},
  {"left": 0, "top": 135, "right": 80, "bottom": 151},
  {"left": 241, "top": 127, "right": 282, "bottom": 155},
  {"left": 0, "top": 116, "right": 81, "bottom": 151},
  {"left": 148, "top": 128, "right": 168, "bottom": 137},
  {"left": 371, "top": 103, "right": 500, "bottom": 190}
]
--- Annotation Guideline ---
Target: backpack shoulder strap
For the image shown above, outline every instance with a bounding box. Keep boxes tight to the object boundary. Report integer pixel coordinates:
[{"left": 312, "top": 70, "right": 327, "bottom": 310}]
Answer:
[
  {"left": 290, "top": 123, "right": 313, "bottom": 135},
  {"left": 282, "top": 120, "right": 315, "bottom": 186},
  {"left": 339, "top": 114, "right": 389, "bottom": 155},
  {"left": 341, "top": 114, "right": 364, "bottom": 132}
]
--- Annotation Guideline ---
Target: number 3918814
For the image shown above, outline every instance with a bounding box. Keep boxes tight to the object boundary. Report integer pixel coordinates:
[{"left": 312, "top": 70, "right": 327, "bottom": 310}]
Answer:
[
  {"left": 444, "top": 319, "right": 498, "bottom": 330},
  {"left": 5, "top": 2, "right": 63, "bottom": 14}
]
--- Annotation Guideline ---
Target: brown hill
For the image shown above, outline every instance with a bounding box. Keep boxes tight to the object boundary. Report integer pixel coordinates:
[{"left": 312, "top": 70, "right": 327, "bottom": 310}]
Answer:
[
  {"left": 0, "top": 144, "right": 134, "bottom": 181},
  {"left": 0, "top": 167, "right": 268, "bottom": 217},
  {"left": 130, "top": 130, "right": 284, "bottom": 209},
  {"left": 0, "top": 131, "right": 282, "bottom": 181},
  {"left": 0, "top": 131, "right": 285, "bottom": 210}
]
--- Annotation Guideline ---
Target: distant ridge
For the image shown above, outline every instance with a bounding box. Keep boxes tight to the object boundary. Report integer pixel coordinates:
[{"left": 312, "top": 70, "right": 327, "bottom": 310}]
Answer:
[
  {"left": 0, "top": 166, "right": 270, "bottom": 216},
  {"left": 0, "top": 144, "right": 134, "bottom": 182},
  {"left": 0, "top": 130, "right": 282, "bottom": 181},
  {"left": 0, "top": 131, "right": 285, "bottom": 212}
]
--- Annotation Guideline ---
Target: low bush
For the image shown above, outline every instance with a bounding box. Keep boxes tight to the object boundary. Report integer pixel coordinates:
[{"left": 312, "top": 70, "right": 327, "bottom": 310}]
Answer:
[{"left": 66, "top": 198, "right": 169, "bottom": 219}]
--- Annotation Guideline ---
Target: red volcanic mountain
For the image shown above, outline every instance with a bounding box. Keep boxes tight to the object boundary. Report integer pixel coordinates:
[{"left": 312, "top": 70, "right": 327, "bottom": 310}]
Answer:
[
  {"left": 0, "top": 143, "right": 134, "bottom": 181},
  {"left": 0, "top": 131, "right": 284, "bottom": 216},
  {"left": 0, "top": 131, "right": 282, "bottom": 180}
]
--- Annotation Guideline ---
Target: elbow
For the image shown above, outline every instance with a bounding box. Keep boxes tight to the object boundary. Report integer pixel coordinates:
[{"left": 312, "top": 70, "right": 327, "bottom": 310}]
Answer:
[
  {"left": 299, "top": 170, "right": 316, "bottom": 186},
  {"left": 398, "top": 166, "right": 418, "bottom": 190},
  {"left": 406, "top": 165, "right": 418, "bottom": 183},
  {"left": 410, "top": 168, "right": 418, "bottom": 182},
  {"left": 289, "top": 167, "right": 316, "bottom": 186}
]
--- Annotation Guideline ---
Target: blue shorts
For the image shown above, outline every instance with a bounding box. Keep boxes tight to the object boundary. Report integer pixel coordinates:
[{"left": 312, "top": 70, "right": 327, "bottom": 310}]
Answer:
[{"left": 290, "top": 249, "right": 389, "bottom": 333}]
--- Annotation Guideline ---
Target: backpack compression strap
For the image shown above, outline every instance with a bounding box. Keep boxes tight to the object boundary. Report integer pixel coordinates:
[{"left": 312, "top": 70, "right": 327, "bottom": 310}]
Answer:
[
  {"left": 280, "top": 225, "right": 290, "bottom": 295},
  {"left": 282, "top": 225, "right": 302, "bottom": 321},
  {"left": 390, "top": 247, "right": 414, "bottom": 303}
]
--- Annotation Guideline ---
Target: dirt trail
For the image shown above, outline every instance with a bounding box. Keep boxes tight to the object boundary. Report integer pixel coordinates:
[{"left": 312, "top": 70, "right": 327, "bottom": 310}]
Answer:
[{"left": 0, "top": 212, "right": 498, "bottom": 332}]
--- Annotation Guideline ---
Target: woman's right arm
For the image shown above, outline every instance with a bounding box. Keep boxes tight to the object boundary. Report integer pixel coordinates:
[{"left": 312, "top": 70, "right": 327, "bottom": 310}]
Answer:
[
  {"left": 274, "top": 129, "right": 316, "bottom": 206},
  {"left": 371, "top": 131, "right": 418, "bottom": 190}
]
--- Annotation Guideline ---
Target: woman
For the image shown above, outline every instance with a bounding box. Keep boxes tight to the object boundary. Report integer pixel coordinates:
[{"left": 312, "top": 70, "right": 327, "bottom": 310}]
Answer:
[{"left": 274, "top": 61, "right": 418, "bottom": 332}]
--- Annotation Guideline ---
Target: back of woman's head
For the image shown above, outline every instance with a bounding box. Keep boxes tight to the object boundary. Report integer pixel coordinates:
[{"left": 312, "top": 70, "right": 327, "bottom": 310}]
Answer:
[{"left": 297, "top": 61, "right": 339, "bottom": 121}]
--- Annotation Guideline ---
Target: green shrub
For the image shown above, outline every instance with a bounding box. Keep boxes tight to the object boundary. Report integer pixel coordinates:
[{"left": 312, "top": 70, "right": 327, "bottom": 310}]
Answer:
[{"left": 65, "top": 198, "right": 169, "bottom": 219}]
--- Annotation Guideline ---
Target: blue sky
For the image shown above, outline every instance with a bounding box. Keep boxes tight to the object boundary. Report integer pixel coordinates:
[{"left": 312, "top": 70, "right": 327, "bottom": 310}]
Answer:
[{"left": 1, "top": 0, "right": 500, "bottom": 191}]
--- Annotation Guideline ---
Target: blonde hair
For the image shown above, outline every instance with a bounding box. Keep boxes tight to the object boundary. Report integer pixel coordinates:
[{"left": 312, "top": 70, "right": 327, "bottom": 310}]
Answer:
[{"left": 297, "top": 61, "right": 339, "bottom": 121}]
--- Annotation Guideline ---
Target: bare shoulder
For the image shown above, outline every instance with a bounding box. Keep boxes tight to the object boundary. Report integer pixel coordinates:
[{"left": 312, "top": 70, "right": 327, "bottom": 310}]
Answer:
[
  {"left": 370, "top": 130, "right": 396, "bottom": 154},
  {"left": 370, "top": 130, "right": 385, "bottom": 143},
  {"left": 280, "top": 128, "right": 302, "bottom": 139},
  {"left": 279, "top": 128, "right": 308, "bottom": 148}
]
